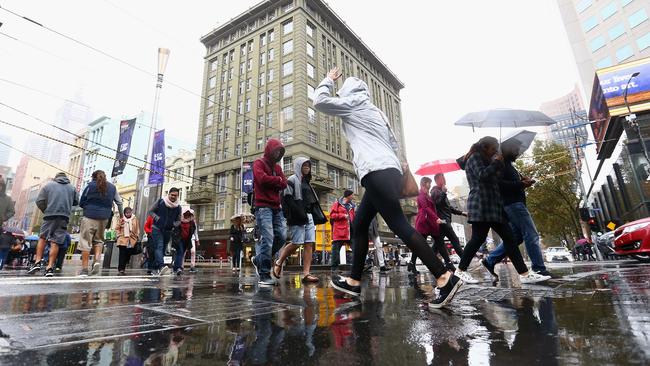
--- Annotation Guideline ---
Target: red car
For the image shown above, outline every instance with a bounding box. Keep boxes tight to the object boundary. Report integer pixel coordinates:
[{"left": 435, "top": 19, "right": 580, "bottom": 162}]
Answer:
[{"left": 614, "top": 217, "right": 650, "bottom": 263}]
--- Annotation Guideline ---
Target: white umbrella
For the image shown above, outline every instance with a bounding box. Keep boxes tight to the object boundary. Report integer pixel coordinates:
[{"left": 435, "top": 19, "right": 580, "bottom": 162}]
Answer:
[
  {"left": 454, "top": 109, "right": 557, "bottom": 129},
  {"left": 230, "top": 212, "right": 255, "bottom": 224},
  {"left": 501, "top": 129, "right": 537, "bottom": 156}
]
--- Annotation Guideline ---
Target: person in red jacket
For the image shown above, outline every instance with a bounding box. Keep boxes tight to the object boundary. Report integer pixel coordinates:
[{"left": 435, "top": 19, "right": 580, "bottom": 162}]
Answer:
[
  {"left": 413, "top": 177, "right": 453, "bottom": 274},
  {"left": 329, "top": 189, "right": 355, "bottom": 273},
  {"left": 252, "top": 138, "right": 288, "bottom": 286}
]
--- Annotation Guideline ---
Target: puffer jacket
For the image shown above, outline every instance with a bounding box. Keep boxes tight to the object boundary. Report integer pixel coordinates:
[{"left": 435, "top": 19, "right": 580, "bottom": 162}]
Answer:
[{"left": 330, "top": 198, "right": 355, "bottom": 241}]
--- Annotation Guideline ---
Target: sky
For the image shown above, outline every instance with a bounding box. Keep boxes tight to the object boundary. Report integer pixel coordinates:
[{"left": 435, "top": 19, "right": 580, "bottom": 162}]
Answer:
[{"left": 0, "top": 0, "right": 583, "bottom": 189}]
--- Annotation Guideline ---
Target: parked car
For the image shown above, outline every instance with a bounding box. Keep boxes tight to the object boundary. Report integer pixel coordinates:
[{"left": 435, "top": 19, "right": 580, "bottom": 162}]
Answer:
[
  {"left": 614, "top": 217, "right": 650, "bottom": 263},
  {"left": 544, "top": 247, "right": 573, "bottom": 262}
]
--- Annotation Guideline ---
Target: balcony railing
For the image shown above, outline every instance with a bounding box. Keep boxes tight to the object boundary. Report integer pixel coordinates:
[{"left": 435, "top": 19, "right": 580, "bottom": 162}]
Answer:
[{"left": 187, "top": 186, "right": 215, "bottom": 204}]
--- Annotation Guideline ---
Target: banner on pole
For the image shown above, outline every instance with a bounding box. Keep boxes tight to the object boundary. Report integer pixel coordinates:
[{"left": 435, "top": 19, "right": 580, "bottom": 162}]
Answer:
[
  {"left": 242, "top": 162, "right": 254, "bottom": 194},
  {"left": 111, "top": 119, "right": 137, "bottom": 178},
  {"left": 148, "top": 129, "right": 166, "bottom": 185}
]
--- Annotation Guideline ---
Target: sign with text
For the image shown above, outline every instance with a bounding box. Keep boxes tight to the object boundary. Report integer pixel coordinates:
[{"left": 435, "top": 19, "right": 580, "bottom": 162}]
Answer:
[
  {"left": 111, "top": 118, "right": 136, "bottom": 178},
  {"left": 148, "top": 129, "right": 165, "bottom": 185},
  {"left": 242, "top": 162, "right": 253, "bottom": 194}
]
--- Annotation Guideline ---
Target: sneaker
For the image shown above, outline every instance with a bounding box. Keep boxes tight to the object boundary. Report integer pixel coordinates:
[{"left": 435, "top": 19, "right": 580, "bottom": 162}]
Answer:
[
  {"left": 481, "top": 258, "right": 499, "bottom": 281},
  {"left": 159, "top": 266, "right": 171, "bottom": 276},
  {"left": 535, "top": 270, "right": 554, "bottom": 278},
  {"left": 44, "top": 268, "right": 54, "bottom": 277},
  {"left": 258, "top": 275, "right": 276, "bottom": 287},
  {"left": 455, "top": 270, "right": 479, "bottom": 284},
  {"left": 520, "top": 272, "right": 551, "bottom": 284},
  {"left": 445, "top": 262, "right": 457, "bottom": 272},
  {"left": 430, "top": 275, "right": 463, "bottom": 309},
  {"left": 147, "top": 270, "right": 153, "bottom": 276},
  {"left": 379, "top": 266, "right": 391, "bottom": 273},
  {"left": 189, "top": 267, "right": 197, "bottom": 274},
  {"left": 78, "top": 269, "right": 89, "bottom": 277},
  {"left": 27, "top": 263, "right": 41, "bottom": 275},
  {"left": 117, "top": 270, "right": 126, "bottom": 276},
  {"left": 90, "top": 262, "right": 101, "bottom": 276},
  {"left": 54, "top": 267, "right": 62, "bottom": 273},
  {"left": 330, "top": 274, "right": 361, "bottom": 297},
  {"left": 251, "top": 256, "right": 261, "bottom": 278},
  {"left": 175, "top": 269, "right": 183, "bottom": 276}
]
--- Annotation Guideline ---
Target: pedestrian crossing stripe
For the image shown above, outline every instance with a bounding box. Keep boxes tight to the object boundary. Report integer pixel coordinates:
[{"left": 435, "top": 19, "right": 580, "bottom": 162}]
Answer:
[{"left": 0, "top": 276, "right": 158, "bottom": 285}]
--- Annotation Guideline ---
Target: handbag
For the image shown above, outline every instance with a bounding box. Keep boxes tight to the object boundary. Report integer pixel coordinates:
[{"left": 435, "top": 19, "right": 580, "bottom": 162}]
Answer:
[
  {"left": 133, "top": 241, "right": 143, "bottom": 255},
  {"left": 310, "top": 187, "right": 328, "bottom": 225}
]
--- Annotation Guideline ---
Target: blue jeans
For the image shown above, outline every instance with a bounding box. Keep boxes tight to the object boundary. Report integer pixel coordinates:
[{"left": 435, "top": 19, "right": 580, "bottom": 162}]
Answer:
[
  {"left": 255, "top": 207, "right": 286, "bottom": 276},
  {"left": 174, "top": 240, "right": 189, "bottom": 271},
  {"left": 149, "top": 227, "right": 171, "bottom": 271},
  {"left": 0, "top": 248, "right": 10, "bottom": 270},
  {"left": 487, "top": 202, "right": 546, "bottom": 272}
]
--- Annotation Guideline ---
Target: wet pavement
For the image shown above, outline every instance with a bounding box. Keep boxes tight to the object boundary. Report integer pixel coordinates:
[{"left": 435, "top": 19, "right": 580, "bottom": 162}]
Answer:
[{"left": 0, "top": 259, "right": 648, "bottom": 365}]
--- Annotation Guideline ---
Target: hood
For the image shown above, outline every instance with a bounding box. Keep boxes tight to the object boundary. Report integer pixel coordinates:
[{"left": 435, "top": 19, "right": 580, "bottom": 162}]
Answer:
[
  {"left": 182, "top": 207, "right": 195, "bottom": 216},
  {"left": 456, "top": 155, "right": 467, "bottom": 171},
  {"left": 263, "top": 138, "right": 285, "bottom": 163},
  {"left": 293, "top": 157, "right": 311, "bottom": 182},
  {"left": 337, "top": 77, "right": 370, "bottom": 98},
  {"left": 54, "top": 174, "right": 70, "bottom": 185}
]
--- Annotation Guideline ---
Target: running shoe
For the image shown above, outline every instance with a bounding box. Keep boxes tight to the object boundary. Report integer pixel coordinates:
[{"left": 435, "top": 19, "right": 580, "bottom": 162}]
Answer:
[
  {"left": 27, "top": 263, "right": 41, "bottom": 275},
  {"left": 159, "top": 266, "right": 171, "bottom": 276},
  {"left": 90, "top": 262, "right": 101, "bottom": 276},
  {"left": 175, "top": 269, "right": 183, "bottom": 277},
  {"left": 520, "top": 272, "right": 551, "bottom": 284},
  {"left": 78, "top": 269, "right": 89, "bottom": 277},
  {"left": 117, "top": 270, "right": 126, "bottom": 276},
  {"left": 481, "top": 258, "right": 499, "bottom": 281},
  {"left": 54, "top": 267, "right": 62, "bottom": 273},
  {"left": 430, "top": 275, "right": 463, "bottom": 309},
  {"left": 535, "top": 270, "right": 555, "bottom": 278},
  {"left": 455, "top": 270, "right": 479, "bottom": 284},
  {"left": 44, "top": 268, "right": 54, "bottom": 277},
  {"left": 258, "top": 275, "right": 276, "bottom": 287},
  {"left": 330, "top": 274, "right": 361, "bottom": 297}
]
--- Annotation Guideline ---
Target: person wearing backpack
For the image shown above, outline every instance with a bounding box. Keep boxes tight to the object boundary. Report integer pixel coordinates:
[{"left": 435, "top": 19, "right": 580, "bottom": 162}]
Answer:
[
  {"left": 273, "top": 157, "right": 321, "bottom": 283},
  {"left": 329, "top": 189, "right": 355, "bottom": 274}
]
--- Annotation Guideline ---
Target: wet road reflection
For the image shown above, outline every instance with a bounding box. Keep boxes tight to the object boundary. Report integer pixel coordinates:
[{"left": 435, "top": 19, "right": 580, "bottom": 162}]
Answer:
[{"left": 0, "top": 261, "right": 648, "bottom": 365}]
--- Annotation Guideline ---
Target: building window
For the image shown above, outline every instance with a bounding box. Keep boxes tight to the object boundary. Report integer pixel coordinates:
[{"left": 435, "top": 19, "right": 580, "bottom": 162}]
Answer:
[
  {"left": 226, "top": 108, "right": 231, "bottom": 120},
  {"left": 210, "top": 60, "right": 218, "bottom": 71},
  {"left": 207, "top": 94, "right": 214, "bottom": 107},
  {"left": 608, "top": 23, "right": 626, "bottom": 40},
  {"left": 236, "top": 122, "right": 242, "bottom": 137},
  {"left": 221, "top": 71, "right": 227, "bottom": 83},
  {"left": 328, "top": 166, "right": 340, "bottom": 187},
  {"left": 217, "top": 128, "right": 223, "bottom": 142},
  {"left": 283, "top": 1, "right": 294, "bottom": 12},
  {"left": 621, "top": 0, "right": 633, "bottom": 7},
  {"left": 308, "top": 131, "right": 318, "bottom": 144},
  {"left": 243, "top": 142, "right": 249, "bottom": 154},
  {"left": 267, "top": 112, "right": 273, "bottom": 127},
  {"left": 209, "top": 77, "right": 216, "bottom": 89},
  {"left": 229, "top": 67, "right": 233, "bottom": 80},
  {"left": 259, "top": 72, "right": 265, "bottom": 86},
  {"left": 306, "top": 23, "right": 314, "bottom": 37},
  {"left": 247, "top": 59, "right": 252, "bottom": 71},
  {"left": 258, "top": 116, "right": 264, "bottom": 130},
  {"left": 616, "top": 44, "right": 634, "bottom": 62},
  {"left": 601, "top": 2, "right": 618, "bottom": 20},
  {"left": 248, "top": 40, "right": 254, "bottom": 52},
  {"left": 246, "top": 78, "right": 252, "bottom": 91},
  {"left": 283, "top": 60, "right": 293, "bottom": 76},
  {"left": 261, "top": 33, "right": 267, "bottom": 47},
  {"left": 280, "top": 129, "right": 293, "bottom": 143},
  {"left": 206, "top": 113, "right": 213, "bottom": 126},
  {"left": 283, "top": 19, "right": 293, "bottom": 35},
  {"left": 347, "top": 175, "right": 359, "bottom": 194},
  {"left": 583, "top": 16, "right": 598, "bottom": 33},
  {"left": 220, "top": 89, "right": 226, "bottom": 102},
  {"left": 283, "top": 39, "right": 293, "bottom": 55},
  {"left": 576, "top": 0, "right": 593, "bottom": 13},
  {"left": 282, "top": 106, "right": 293, "bottom": 122},
  {"left": 637, "top": 32, "right": 650, "bottom": 51},
  {"left": 596, "top": 56, "right": 613, "bottom": 68},
  {"left": 246, "top": 98, "right": 251, "bottom": 112},
  {"left": 225, "top": 127, "right": 230, "bottom": 140},
  {"left": 283, "top": 82, "right": 293, "bottom": 98},
  {"left": 238, "top": 101, "right": 244, "bottom": 113},
  {"left": 239, "top": 81, "right": 245, "bottom": 94},
  {"left": 260, "top": 52, "right": 266, "bottom": 65},
  {"left": 307, "top": 85, "right": 315, "bottom": 100},
  {"left": 228, "top": 87, "right": 232, "bottom": 99},
  {"left": 269, "top": 29, "right": 275, "bottom": 42},
  {"left": 219, "top": 108, "right": 225, "bottom": 122},
  {"left": 629, "top": 8, "right": 648, "bottom": 28},
  {"left": 283, "top": 156, "right": 293, "bottom": 172},
  {"left": 258, "top": 94, "right": 265, "bottom": 107},
  {"left": 307, "top": 42, "right": 314, "bottom": 58},
  {"left": 269, "top": 48, "right": 275, "bottom": 61},
  {"left": 235, "top": 144, "right": 241, "bottom": 156},
  {"left": 267, "top": 90, "right": 273, "bottom": 104},
  {"left": 307, "top": 63, "right": 315, "bottom": 79},
  {"left": 215, "top": 201, "right": 226, "bottom": 219},
  {"left": 590, "top": 36, "right": 606, "bottom": 52},
  {"left": 240, "top": 43, "right": 246, "bottom": 56},
  {"left": 202, "top": 153, "right": 210, "bottom": 164},
  {"left": 244, "top": 119, "right": 250, "bottom": 134},
  {"left": 268, "top": 69, "right": 275, "bottom": 82},
  {"left": 308, "top": 107, "right": 316, "bottom": 123},
  {"left": 203, "top": 134, "right": 212, "bottom": 147},
  {"left": 257, "top": 138, "right": 263, "bottom": 150}
]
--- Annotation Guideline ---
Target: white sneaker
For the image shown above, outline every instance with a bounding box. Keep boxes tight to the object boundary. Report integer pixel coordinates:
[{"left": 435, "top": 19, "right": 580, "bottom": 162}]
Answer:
[
  {"left": 159, "top": 266, "right": 171, "bottom": 276},
  {"left": 455, "top": 270, "right": 479, "bottom": 284},
  {"left": 520, "top": 272, "right": 551, "bottom": 284}
]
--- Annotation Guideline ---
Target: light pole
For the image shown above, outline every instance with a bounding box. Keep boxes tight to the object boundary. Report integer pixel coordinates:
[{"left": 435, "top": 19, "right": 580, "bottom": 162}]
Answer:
[{"left": 623, "top": 72, "right": 650, "bottom": 166}]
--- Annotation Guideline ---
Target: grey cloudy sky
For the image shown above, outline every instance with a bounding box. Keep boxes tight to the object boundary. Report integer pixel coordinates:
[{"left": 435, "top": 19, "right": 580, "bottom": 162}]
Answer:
[{"left": 0, "top": 0, "right": 582, "bottom": 187}]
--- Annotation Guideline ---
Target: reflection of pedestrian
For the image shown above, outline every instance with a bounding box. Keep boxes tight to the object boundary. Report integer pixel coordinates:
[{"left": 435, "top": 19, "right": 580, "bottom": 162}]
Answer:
[
  {"left": 116, "top": 207, "right": 140, "bottom": 275},
  {"left": 369, "top": 216, "right": 390, "bottom": 272}
]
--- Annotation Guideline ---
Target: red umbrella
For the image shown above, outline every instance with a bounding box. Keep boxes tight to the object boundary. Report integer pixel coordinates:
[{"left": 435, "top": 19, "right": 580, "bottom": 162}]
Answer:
[{"left": 415, "top": 159, "right": 461, "bottom": 176}]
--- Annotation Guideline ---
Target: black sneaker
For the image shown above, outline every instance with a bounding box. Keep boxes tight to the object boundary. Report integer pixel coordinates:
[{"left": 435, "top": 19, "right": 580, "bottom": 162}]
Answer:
[
  {"left": 535, "top": 270, "right": 555, "bottom": 278},
  {"left": 430, "top": 275, "right": 463, "bottom": 309},
  {"left": 481, "top": 258, "right": 499, "bottom": 281},
  {"left": 445, "top": 262, "right": 456, "bottom": 272},
  {"left": 189, "top": 267, "right": 197, "bottom": 274},
  {"left": 117, "top": 270, "right": 126, "bottom": 276},
  {"left": 175, "top": 269, "right": 183, "bottom": 276},
  {"left": 44, "top": 268, "right": 54, "bottom": 277},
  {"left": 27, "top": 263, "right": 41, "bottom": 275},
  {"left": 330, "top": 274, "right": 361, "bottom": 297}
]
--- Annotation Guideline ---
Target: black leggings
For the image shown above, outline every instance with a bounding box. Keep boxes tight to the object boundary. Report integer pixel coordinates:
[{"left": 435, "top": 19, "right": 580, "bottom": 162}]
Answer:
[
  {"left": 351, "top": 168, "right": 447, "bottom": 280},
  {"left": 459, "top": 222, "right": 528, "bottom": 274},
  {"left": 436, "top": 223, "right": 464, "bottom": 257}
]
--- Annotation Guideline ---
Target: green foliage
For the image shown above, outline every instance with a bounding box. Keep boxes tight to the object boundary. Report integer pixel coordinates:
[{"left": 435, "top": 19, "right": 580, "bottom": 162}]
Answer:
[{"left": 516, "top": 141, "right": 582, "bottom": 247}]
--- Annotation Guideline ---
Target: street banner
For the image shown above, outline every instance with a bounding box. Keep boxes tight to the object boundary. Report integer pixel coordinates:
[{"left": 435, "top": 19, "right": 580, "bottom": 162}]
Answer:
[
  {"left": 111, "top": 118, "right": 136, "bottom": 178},
  {"left": 242, "top": 162, "right": 253, "bottom": 194},
  {"left": 148, "top": 129, "right": 165, "bottom": 184}
]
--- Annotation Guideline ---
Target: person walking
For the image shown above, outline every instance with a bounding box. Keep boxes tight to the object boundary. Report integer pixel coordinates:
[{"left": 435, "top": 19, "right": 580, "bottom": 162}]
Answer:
[
  {"left": 252, "top": 138, "right": 288, "bottom": 286},
  {"left": 77, "top": 170, "right": 122, "bottom": 277},
  {"left": 147, "top": 188, "right": 182, "bottom": 276},
  {"left": 368, "top": 216, "right": 390, "bottom": 273},
  {"left": 115, "top": 207, "right": 140, "bottom": 275},
  {"left": 329, "top": 190, "right": 355, "bottom": 274},
  {"left": 455, "top": 137, "right": 550, "bottom": 284},
  {"left": 230, "top": 217, "right": 244, "bottom": 272},
  {"left": 27, "top": 172, "right": 78, "bottom": 277},
  {"left": 0, "top": 177, "right": 15, "bottom": 228},
  {"left": 482, "top": 139, "right": 552, "bottom": 280},
  {"left": 315, "top": 67, "right": 461, "bottom": 307},
  {"left": 173, "top": 208, "right": 199, "bottom": 275},
  {"left": 415, "top": 177, "right": 455, "bottom": 272},
  {"left": 274, "top": 157, "right": 321, "bottom": 283},
  {"left": 430, "top": 173, "right": 466, "bottom": 257}
]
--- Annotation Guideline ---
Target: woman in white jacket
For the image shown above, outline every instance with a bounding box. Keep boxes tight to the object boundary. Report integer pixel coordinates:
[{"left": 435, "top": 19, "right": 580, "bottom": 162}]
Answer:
[{"left": 314, "top": 67, "right": 462, "bottom": 307}]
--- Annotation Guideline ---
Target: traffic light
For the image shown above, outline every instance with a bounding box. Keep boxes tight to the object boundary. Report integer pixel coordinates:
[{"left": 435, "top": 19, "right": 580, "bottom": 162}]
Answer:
[{"left": 587, "top": 217, "right": 600, "bottom": 232}]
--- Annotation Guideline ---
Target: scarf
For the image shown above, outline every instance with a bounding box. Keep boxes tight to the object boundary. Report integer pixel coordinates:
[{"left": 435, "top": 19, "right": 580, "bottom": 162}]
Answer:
[
  {"left": 123, "top": 216, "right": 134, "bottom": 240},
  {"left": 163, "top": 195, "right": 180, "bottom": 209}
]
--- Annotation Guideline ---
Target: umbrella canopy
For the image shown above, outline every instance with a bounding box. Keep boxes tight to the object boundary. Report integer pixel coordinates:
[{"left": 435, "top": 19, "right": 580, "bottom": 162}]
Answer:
[
  {"left": 231, "top": 212, "right": 255, "bottom": 225},
  {"left": 501, "top": 130, "right": 537, "bottom": 157},
  {"left": 455, "top": 109, "right": 556, "bottom": 129},
  {"left": 415, "top": 159, "right": 461, "bottom": 176}
]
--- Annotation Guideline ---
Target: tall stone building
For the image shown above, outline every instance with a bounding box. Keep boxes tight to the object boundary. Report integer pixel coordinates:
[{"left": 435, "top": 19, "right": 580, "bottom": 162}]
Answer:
[{"left": 190, "top": 0, "right": 405, "bottom": 245}]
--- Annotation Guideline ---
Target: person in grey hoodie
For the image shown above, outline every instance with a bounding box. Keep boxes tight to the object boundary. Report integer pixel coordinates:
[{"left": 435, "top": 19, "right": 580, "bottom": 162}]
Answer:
[
  {"left": 27, "top": 172, "right": 78, "bottom": 277},
  {"left": 0, "top": 177, "right": 14, "bottom": 228},
  {"left": 314, "top": 67, "right": 461, "bottom": 307},
  {"left": 273, "top": 157, "right": 321, "bottom": 283}
]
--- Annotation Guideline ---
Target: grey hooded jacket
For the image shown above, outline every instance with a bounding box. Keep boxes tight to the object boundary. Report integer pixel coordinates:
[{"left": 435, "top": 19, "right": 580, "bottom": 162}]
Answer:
[
  {"left": 284, "top": 156, "right": 311, "bottom": 200},
  {"left": 36, "top": 174, "right": 79, "bottom": 220},
  {"left": 313, "top": 77, "right": 402, "bottom": 181}
]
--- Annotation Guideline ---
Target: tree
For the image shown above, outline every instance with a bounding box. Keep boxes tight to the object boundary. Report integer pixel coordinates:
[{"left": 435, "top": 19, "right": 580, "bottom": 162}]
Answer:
[{"left": 516, "top": 141, "right": 582, "bottom": 247}]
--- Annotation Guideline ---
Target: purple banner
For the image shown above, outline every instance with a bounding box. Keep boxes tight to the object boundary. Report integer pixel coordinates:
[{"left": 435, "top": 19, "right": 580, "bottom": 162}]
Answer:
[
  {"left": 111, "top": 119, "right": 136, "bottom": 178},
  {"left": 242, "top": 162, "right": 253, "bottom": 194},
  {"left": 148, "top": 129, "right": 166, "bottom": 185}
]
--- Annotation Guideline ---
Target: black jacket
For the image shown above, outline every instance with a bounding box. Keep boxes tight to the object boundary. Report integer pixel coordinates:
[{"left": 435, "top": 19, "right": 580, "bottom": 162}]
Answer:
[
  {"left": 499, "top": 159, "right": 526, "bottom": 206},
  {"left": 430, "top": 186, "right": 463, "bottom": 223},
  {"left": 230, "top": 225, "right": 244, "bottom": 246}
]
